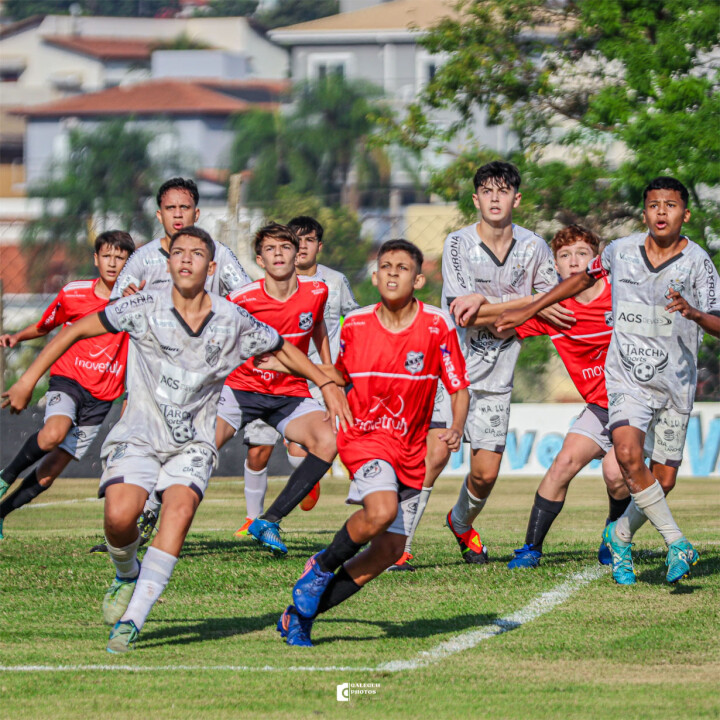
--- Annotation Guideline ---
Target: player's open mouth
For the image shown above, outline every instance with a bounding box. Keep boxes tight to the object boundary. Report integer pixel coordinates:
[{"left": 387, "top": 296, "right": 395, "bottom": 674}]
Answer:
[{"left": 387, "top": 282, "right": 398, "bottom": 289}]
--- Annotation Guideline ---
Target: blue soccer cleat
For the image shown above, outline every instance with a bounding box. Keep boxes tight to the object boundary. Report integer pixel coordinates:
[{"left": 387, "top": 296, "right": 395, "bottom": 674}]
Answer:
[
  {"left": 601, "top": 522, "right": 635, "bottom": 585},
  {"left": 107, "top": 620, "right": 139, "bottom": 654},
  {"left": 598, "top": 519, "right": 612, "bottom": 565},
  {"left": 277, "top": 605, "right": 314, "bottom": 647},
  {"left": 247, "top": 518, "right": 287, "bottom": 556},
  {"left": 507, "top": 544, "right": 542, "bottom": 569},
  {"left": 665, "top": 538, "right": 699, "bottom": 584},
  {"left": 292, "top": 553, "right": 334, "bottom": 618}
]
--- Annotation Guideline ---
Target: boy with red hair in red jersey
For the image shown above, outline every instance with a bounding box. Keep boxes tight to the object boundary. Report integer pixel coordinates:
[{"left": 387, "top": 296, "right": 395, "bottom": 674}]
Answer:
[
  {"left": 278, "top": 239, "right": 469, "bottom": 646},
  {"left": 0, "top": 230, "right": 134, "bottom": 538}
]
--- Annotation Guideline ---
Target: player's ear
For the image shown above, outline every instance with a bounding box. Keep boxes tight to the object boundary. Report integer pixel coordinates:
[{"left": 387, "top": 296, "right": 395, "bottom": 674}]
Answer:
[
  {"left": 512, "top": 191, "right": 522, "bottom": 209},
  {"left": 413, "top": 273, "right": 426, "bottom": 290},
  {"left": 371, "top": 270, "right": 378, "bottom": 287},
  {"left": 194, "top": 207, "right": 200, "bottom": 223},
  {"left": 156, "top": 208, "right": 162, "bottom": 224},
  {"left": 207, "top": 259, "right": 216, "bottom": 277},
  {"left": 93, "top": 253, "right": 99, "bottom": 269},
  {"left": 683, "top": 207, "right": 691, "bottom": 223},
  {"left": 471, "top": 193, "right": 480, "bottom": 210},
  {"left": 256, "top": 254, "right": 266, "bottom": 270}
]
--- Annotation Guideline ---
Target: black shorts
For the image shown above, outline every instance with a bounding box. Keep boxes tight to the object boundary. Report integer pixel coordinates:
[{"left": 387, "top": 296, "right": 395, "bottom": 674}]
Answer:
[{"left": 46, "top": 375, "right": 113, "bottom": 427}]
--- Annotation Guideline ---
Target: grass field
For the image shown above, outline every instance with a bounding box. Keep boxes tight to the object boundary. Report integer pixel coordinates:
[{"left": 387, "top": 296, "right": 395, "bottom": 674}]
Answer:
[{"left": 1, "top": 473, "right": 718, "bottom": 720}]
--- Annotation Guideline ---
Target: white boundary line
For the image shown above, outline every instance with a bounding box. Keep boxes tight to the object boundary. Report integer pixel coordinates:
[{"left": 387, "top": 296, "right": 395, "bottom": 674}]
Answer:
[{"left": 0, "top": 565, "right": 605, "bottom": 674}]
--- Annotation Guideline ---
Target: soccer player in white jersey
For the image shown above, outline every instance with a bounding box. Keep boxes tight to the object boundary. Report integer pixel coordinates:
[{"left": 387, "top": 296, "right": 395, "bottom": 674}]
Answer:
[
  {"left": 497, "top": 177, "right": 720, "bottom": 584},
  {"left": 87, "top": 178, "right": 252, "bottom": 552},
  {"left": 237, "top": 216, "right": 359, "bottom": 535},
  {"left": 2, "top": 226, "right": 351, "bottom": 653},
  {"left": 441, "top": 161, "right": 569, "bottom": 564}
]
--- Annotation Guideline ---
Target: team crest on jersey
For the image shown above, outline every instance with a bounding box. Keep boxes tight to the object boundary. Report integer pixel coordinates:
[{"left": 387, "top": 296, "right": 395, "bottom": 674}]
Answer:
[
  {"left": 205, "top": 341, "right": 221, "bottom": 367},
  {"left": 510, "top": 264, "right": 527, "bottom": 288},
  {"left": 405, "top": 351, "right": 424, "bottom": 375},
  {"left": 665, "top": 278, "right": 686, "bottom": 299},
  {"left": 604, "top": 311, "right": 614, "bottom": 327},
  {"left": 619, "top": 344, "right": 669, "bottom": 383},
  {"left": 298, "top": 312, "right": 313, "bottom": 331},
  {"left": 47, "top": 392, "right": 62, "bottom": 406},
  {"left": 363, "top": 460, "right": 382, "bottom": 478}
]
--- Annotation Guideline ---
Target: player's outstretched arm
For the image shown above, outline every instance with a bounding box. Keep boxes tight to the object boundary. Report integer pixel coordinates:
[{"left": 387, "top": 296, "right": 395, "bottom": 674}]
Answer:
[
  {"left": 272, "top": 342, "right": 353, "bottom": 431},
  {"left": 0, "top": 322, "right": 49, "bottom": 348},
  {"left": 665, "top": 290, "right": 720, "bottom": 338},
  {"left": 496, "top": 272, "right": 594, "bottom": 332},
  {"left": 1, "top": 313, "right": 107, "bottom": 413},
  {"left": 453, "top": 294, "right": 574, "bottom": 330},
  {"left": 437, "top": 388, "right": 469, "bottom": 453}
]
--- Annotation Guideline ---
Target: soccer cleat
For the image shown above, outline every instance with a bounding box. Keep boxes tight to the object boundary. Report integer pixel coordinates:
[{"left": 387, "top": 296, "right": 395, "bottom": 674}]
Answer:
[
  {"left": 507, "top": 544, "right": 542, "bottom": 569},
  {"left": 300, "top": 482, "right": 321, "bottom": 512},
  {"left": 665, "top": 538, "right": 699, "bottom": 584},
  {"left": 0, "top": 476, "right": 9, "bottom": 501},
  {"left": 234, "top": 517, "right": 253, "bottom": 537},
  {"left": 445, "top": 510, "right": 489, "bottom": 564},
  {"left": 137, "top": 509, "right": 159, "bottom": 547},
  {"left": 292, "top": 553, "right": 334, "bottom": 618},
  {"left": 386, "top": 551, "right": 416, "bottom": 572},
  {"left": 102, "top": 575, "right": 138, "bottom": 626},
  {"left": 0, "top": 517, "right": 4, "bottom": 541},
  {"left": 107, "top": 620, "right": 139, "bottom": 654},
  {"left": 601, "top": 522, "right": 635, "bottom": 585},
  {"left": 276, "top": 605, "right": 314, "bottom": 647},
  {"left": 247, "top": 518, "right": 287, "bottom": 556},
  {"left": 598, "top": 519, "right": 612, "bottom": 565},
  {"left": 89, "top": 542, "right": 109, "bottom": 554}
]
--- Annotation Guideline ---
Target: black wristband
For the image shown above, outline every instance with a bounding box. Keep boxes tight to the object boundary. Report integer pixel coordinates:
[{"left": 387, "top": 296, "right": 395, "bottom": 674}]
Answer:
[{"left": 318, "top": 380, "right": 334, "bottom": 390}]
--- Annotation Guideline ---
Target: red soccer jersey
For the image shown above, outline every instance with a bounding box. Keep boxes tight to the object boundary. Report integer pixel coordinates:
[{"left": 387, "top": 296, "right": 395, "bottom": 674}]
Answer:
[
  {"left": 36, "top": 279, "right": 128, "bottom": 402},
  {"left": 336, "top": 301, "right": 469, "bottom": 490},
  {"left": 225, "top": 276, "right": 328, "bottom": 397},
  {"left": 516, "top": 278, "right": 612, "bottom": 407}
]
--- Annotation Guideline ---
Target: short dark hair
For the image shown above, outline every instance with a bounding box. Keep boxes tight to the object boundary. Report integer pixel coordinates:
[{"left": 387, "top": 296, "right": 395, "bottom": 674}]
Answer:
[
  {"left": 551, "top": 224, "right": 601, "bottom": 257},
  {"left": 643, "top": 177, "right": 689, "bottom": 207},
  {"left": 94, "top": 230, "right": 135, "bottom": 255},
  {"left": 473, "top": 161, "right": 521, "bottom": 192},
  {"left": 156, "top": 177, "right": 199, "bottom": 207},
  {"left": 377, "top": 239, "right": 423, "bottom": 272},
  {"left": 254, "top": 222, "right": 299, "bottom": 255},
  {"left": 288, "top": 216, "right": 324, "bottom": 242},
  {"left": 169, "top": 225, "right": 215, "bottom": 260}
]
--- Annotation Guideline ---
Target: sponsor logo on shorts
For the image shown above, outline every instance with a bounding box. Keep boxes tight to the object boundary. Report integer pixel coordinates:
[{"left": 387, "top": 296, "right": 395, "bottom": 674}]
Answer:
[
  {"left": 363, "top": 460, "right": 382, "bottom": 478},
  {"left": 48, "top": 393, "right": 62, "bottom": 406},
  {"left": 111, "top": 443, "right": 128, "bottom": 461},
  {"left": 608, "top": 392, "right": 625, "bottom": 407},
  {"left": 405, "top": 351, "right": 424, "bottom": 375}
]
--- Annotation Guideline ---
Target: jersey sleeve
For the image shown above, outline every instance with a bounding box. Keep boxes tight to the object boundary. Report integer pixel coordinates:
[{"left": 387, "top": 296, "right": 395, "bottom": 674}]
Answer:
[
  {"left": 587, "top": 244, "right": 613, "bottom": 280},
  {"left": 229, "top": 305, "right": 282, "bottom": 365},
  {"left": 439, "top": 325, "right": 469, "bottom": 394},
  {"left": 516, "top": 315, "right": 549, "bottom": 339},
  {"left": 441, "top": 232, "right": 475, "bottom": 306},
  {"left": 110, "top": 249, "right": 145, "bottom": 300},
  {"left": 99, "top": 293, "right": 153, "bottom": 339},
  {"left": 334, "top": 326, "right": 352, "bottom": 385},
  {"left": 216, "top": 245, "right": 252, "bottom": 295},
  {"left": 36, "top": 289, "right": 68, "bottom": 332},
  {"left": 531, "top": 239, "right": 558, "bottom": 293},
  {"left": 695, "top": 254, "right": 720, "bottom": 316},
  {"left": 339, "top": 274, "right": 360, "bottom": 315}
]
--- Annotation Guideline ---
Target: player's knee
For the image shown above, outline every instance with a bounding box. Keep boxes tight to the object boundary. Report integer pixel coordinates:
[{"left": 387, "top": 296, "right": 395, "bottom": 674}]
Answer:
[
  {"left": 657, "top": 475, "right": 676, "bottom": 495},
  {"left": 548, "top": 451, "right": 581, "bottom": 485},
  {"left": 613, "top": 442, "right": 644, "bottom": 475},
  {"left": 104, "top": 506, "right": 138, "bottom": 537},
  {"left": 366, "top": 509, "right": 395, "bottom": 535},
  {"left": 468, "top": 469, "right": 496, "bottom": 491},
  {"left": 37, "top": 425, "right": 65, "bottom": 450},
  {"left": 163, "top": 501, "right": 196, "bottom": 531},
  {"left": 305, "top": 432, "right": 337, "bottom": 462},
  {"left": 427, "top": 443, "right": 451, "bottom": 472}
]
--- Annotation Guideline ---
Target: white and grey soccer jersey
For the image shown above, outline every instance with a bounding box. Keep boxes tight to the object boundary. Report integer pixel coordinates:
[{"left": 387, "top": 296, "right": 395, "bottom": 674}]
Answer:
[
  {"left": 111, "top": 238, "right": 251, "bottom": 300},
  {"left": 588, "top": 233, "right": 720, "bottom": 413},
  {"left": 306, "top": 264, "right": 359, "bottom": 363},
  {"left": 441, "top": 223, "right": 557, "bottom": 393},
  {"left": 98, "top": 287, "right": 282, "bottom": 464}
]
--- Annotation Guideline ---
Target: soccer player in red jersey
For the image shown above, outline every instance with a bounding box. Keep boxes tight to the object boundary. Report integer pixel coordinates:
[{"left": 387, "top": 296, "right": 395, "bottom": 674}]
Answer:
[
  {"left": 278, "top": 239, "right": 469, "bottom": 646},
  {"left": 216, "top": 223, "right": 344, "bottom": 556},
  {"left": 0, "top": 231, "right": 134, "bottom": 538}
]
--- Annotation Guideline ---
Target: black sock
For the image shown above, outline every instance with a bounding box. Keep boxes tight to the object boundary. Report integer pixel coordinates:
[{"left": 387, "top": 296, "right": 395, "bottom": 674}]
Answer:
[
  {"left": 317, "top": 523, "right": 364, "bottom": 573},
  {"left": 316, "top": 566, "right": 362, "bottom": 615},
  {"left": 1, "top": 432, "right": 46, "bottom": 486},
  {"left": 608, "top": 493, "right": 631, "bottom": 522},
  {"left": 262, "top": 453, "right": 332, "bottom": 523},
  {"left": 0, "top": 470, "right": 48, "bottom": 519},
  {"left": 524, "top": 492, "right": 564, "bottom": 552}
]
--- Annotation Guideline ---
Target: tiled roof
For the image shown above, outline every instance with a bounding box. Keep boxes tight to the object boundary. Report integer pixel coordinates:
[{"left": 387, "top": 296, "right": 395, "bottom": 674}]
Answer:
[
  {"left": 0, "top": 14, "right": 45, "bottom": 39},
  {"left": 13, "top": 79, "right": 275, "bottom": 118},
  {"left": 42, "top": 35, "right": 156, "bottom": 61}
]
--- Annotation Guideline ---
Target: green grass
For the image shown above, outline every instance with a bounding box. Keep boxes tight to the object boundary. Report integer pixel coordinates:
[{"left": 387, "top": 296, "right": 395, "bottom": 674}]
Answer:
[{"left": 1, "top": 474, "right": 718, "bottom": 720}]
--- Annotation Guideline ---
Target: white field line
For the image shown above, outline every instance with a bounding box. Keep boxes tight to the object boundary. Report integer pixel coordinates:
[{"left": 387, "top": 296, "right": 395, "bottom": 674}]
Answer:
[{"left": 0, "top": 565, "right": 606, "bottom": 674}]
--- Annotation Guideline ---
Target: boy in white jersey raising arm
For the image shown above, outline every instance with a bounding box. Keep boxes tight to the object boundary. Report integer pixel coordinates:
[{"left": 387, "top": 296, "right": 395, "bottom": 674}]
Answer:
[
  {"left": 2, "top": 226, "right": 351, "bottom": 653},
  {"left": 275, "top": 240, "right": 468, "bottom": 646},
  {"left": 497, "top": 177, "right": 720, "bottom": 584},
  {"left": 237, "top": 216, "right": 359, "bottom": 535}
]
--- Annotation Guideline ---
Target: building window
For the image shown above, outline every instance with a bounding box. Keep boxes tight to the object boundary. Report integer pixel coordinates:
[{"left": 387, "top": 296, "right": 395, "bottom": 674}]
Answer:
[{"left": 308, "top": 53, "right": 352, "bottom": 81}]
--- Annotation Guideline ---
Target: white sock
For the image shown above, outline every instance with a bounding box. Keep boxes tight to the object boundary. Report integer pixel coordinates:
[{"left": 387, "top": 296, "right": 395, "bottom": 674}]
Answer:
[
  {"left": 106, "top": 535, "right": 141, "bottom": 579},
  {"left": 405, "top": 487, "right": 432, "bottom": 554},
  {"left": 243, "top": 461, "right": 268, "bottom": 519},
  {"left": 121, "top": 546, "right": 178, "bottom": 631},
  {"left": 143, "top": 495, "right": 161, "bottom": 516},
  {"left": 631, "top": 480, "right": 683, "bottom": 546},
  {"left": 614, "top": 500, "right": 648, "bottom": 543},
  {"left": 286, "top": 451, "right": 304, "bottom": 470},
  {"left": 450, "top": 477, "right": 487, "bottom": 535}
]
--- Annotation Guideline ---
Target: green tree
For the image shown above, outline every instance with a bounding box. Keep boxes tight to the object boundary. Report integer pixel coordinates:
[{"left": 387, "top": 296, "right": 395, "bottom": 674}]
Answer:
[
  {"left": 202, "top": 0, "right": 257, "bottom": 17},
  {"left": 256, "top": 0, "right": 338, "bottom": 30},
  {"left": 392, "top": 0, "right": 720, "bottom": 254},
  {"left": 3, "top": 0, "right": 181, "bottom": 19}
]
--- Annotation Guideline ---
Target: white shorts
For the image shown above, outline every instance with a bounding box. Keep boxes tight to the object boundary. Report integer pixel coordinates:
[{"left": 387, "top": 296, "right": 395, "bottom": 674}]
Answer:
[
  {"left": 608, "top": 392, "right": 688, "bottom": 467},
  {"left": 217, "top": 386, "right": 324, "bottom": 438},
  {"left": 568, "top": 404, "right": 612, "bottom": 455},
  {"left": 243, "top": 419, "right": 282, "bottom": 447},
  {"left": 345, "top": 459, "right": 420, "bottom": 536},
  {"left": 465, "top": 389, "right": 512, "bottom": 452},
  {"left": 430, "top": 381, "right": 452, "bottom": 429},
  {"left": 99, "top": 442, "right": 214, "bottom": 500}
]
